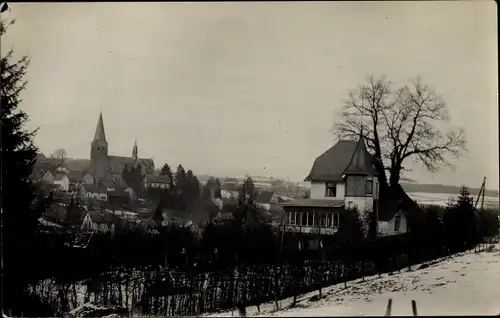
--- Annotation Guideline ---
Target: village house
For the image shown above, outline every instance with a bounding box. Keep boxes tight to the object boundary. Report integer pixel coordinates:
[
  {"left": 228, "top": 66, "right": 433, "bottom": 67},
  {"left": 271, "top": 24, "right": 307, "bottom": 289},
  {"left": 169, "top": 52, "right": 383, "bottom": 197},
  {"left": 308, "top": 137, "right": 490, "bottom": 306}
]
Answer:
[
  {"left": 41, "top": 170, "right": 55, "bottom": 183},
  {"left": 255, "top": 191, "right": 279, "bottom": 212},
  {"left": 67, "top": 171, "right": 85, "bottom": 191},
  {"left": 79, "top": 183, "right": 108, "bottom": 206},
  {"left": 53, "top": 173, "right": 70, "bottom": 192},
  {"left": 143, "top": 175, "right": 171, "bottom": 190},
  {"left": 107, "top": 187, "right": 131, "bottom": 210},
  {"left": 81, "top": 210, "right": 115, "bottom": 233},
  {"left": 280, "top": 136, "right": 409, "bottom": 249}
]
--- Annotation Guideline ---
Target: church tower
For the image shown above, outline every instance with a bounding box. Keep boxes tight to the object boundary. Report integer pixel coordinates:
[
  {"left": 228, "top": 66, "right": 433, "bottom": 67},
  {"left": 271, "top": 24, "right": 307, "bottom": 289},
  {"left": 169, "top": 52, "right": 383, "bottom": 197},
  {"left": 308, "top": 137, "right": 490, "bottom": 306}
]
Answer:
[
  {"left": 90, "top": 112, "right": 108, "bottom": 180},
  {"left": 132, "top": 138, "right": 138, "bottom": 160}
]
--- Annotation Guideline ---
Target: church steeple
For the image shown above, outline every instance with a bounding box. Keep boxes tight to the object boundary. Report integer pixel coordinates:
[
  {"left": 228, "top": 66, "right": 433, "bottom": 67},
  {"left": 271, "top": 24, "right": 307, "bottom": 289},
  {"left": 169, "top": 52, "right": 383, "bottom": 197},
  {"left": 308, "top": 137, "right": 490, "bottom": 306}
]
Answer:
[
  {"left": 93, "top": 112, "right": 107, "bottom": 143},
  {"left": 132, "top": 138, "right": 138, "bottom": 160},
  {"left": 90, "top": 112, "right": 108, "bottom": 180}
]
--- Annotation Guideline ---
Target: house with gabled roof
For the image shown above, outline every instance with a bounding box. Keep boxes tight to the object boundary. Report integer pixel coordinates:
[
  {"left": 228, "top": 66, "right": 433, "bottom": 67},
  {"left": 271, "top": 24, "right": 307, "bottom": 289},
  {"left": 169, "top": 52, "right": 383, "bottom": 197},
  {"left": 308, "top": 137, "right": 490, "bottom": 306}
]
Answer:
[
  {"left": 53, "top": 173, "right": 70, "bottom": 191},
  {"left": 255, "top": 191, "right": 279, "bottom": 211},
  {"left": 81, "top": 210, "right": 115, "bottom": 233},
  {"left": 279, "top": 135, "right": 408, "bottom": 249},
  {"left": 143, "top": 174, "right": 171, "bottom": 190}
]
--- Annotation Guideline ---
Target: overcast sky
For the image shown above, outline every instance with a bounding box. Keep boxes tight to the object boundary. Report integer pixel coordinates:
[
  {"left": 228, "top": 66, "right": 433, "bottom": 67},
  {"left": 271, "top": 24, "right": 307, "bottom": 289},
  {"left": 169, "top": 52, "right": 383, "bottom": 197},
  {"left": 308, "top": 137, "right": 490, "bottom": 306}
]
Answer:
[{"left": 2, "top": 2, "right": 498, "bottom": 189}]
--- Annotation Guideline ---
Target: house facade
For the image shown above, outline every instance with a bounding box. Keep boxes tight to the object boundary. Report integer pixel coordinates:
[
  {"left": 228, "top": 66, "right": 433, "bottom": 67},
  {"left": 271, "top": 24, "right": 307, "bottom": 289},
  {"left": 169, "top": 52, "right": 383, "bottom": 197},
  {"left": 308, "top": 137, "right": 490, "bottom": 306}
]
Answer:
[
  {"left": 53, "top": 173, "right": 70, "bottom": 191},
  {"left": 143, "top": 175, "right": 171, "bottom": 190},
  {"left": 255, "top": 191, "right": 279, "bottom": 211},
  {"left": 79, "top": 184, "right": 108, "bottom": 207},
  {"left": 280, "top": 136, "right": 407, "bottom": 249},
  {"left": 81, "top": 210, "right": 115, "bottom": 233}
]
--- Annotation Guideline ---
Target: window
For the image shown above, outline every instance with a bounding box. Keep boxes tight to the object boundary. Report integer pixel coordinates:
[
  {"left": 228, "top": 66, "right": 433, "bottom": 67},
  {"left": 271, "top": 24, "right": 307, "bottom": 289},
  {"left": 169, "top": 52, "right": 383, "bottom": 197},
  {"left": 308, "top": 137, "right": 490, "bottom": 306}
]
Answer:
[
  {"left": 326, "top": 213, "right": 333, "bottom": 227},
  {"left": 301, "top": 212, "right": 308, "bottom": 226},
  {"left": 394, "top": 214, "right": 401, "bottom": 232},
  {"left": 366, "top": 180, "right": 373, "bottom": 195},
  {"left": 288, "top": 212, "right": 297, "bottom": 225},
  {"left": 307, "top": 213, "right": 314, "bottom": 226},
  {"left": 326, "top": 213, "right": 340, "bottom": 227},
  {"left": 326, "top": 183, "right": 337, "bottom": 197}
]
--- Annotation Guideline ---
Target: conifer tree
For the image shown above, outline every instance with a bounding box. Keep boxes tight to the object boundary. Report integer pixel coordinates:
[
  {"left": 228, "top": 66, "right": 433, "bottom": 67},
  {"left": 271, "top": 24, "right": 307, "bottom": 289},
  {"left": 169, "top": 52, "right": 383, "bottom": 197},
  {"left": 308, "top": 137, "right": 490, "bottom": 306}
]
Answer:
[{"left": 1, "top": 19, "right": 52, "bottom": 315}]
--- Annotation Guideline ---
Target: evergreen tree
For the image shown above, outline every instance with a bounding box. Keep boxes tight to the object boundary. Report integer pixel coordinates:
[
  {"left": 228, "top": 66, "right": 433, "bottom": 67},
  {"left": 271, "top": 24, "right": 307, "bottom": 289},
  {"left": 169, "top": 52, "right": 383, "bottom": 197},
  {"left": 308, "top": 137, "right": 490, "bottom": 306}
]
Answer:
[
  {"left": 192, "top": 175, "right": 201, "bottom": 200},
  {"left": 443, "top": 186, "right": 478, "bottom": 246},
  {"left": 175, "top": 164, "right": 186, "bottom": 191},
  {"left": 336, "top": 207, "right": 365, "bottom": 244},
  {"left": 153, "top": 201, "right": 163, "bottom": 223},
  {"left": 1, "top": 19, "right": 52, "bottom": 315},
  {"left": 65, "top": 196, "right": 78, "bottom": 224},
  {"left": 239, "top": 177, "right": 256, "bottom": 204},
  {"left": 160, "top": 162, "right": 174, "bottom": 189},
  {"left": 215, "top": 178, "right": 222, "bottom": 198}
]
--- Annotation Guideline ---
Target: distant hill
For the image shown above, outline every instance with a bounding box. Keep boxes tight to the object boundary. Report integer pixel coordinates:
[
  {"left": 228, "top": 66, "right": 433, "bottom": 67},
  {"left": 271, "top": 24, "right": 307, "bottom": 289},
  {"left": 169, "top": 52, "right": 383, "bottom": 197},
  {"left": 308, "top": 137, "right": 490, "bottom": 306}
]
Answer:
[{"left": 401, "top": 182, "right": 499, "bottom": 198}]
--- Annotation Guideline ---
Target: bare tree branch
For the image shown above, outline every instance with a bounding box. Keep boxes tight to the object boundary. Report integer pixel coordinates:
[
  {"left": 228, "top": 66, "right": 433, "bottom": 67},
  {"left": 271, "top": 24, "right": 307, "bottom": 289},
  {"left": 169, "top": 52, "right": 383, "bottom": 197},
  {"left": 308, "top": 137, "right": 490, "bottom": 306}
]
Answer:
[{"left": 332, "top": 76, "right": 467, "bottom": 189}]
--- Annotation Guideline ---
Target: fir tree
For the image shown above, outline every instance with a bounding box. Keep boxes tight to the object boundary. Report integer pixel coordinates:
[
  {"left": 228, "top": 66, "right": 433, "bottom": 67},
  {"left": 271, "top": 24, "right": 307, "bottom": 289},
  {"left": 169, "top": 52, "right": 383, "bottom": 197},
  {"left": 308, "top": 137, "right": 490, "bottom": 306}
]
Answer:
[
  {"left": 1, "top": 19, "right": 52, "bottom": 315},
  {"left": 160, "top": 162, "right": 174, "bottom": 189},
  {"left": 215, "top": 178, "right": 222, "bottom": 198},
  {"left": 443, "top": 186, "right": 478, "bottom": 246}
]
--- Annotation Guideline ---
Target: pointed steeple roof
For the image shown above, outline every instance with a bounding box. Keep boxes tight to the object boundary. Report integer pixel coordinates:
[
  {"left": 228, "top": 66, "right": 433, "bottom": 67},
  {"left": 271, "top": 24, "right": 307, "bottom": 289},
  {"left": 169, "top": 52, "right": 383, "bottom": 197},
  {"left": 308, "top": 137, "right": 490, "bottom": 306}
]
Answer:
[
  {"left": 133, "top": 138, "right": 138, "bottom": 156},
  {"left": 343, "top": 135, "right": 375, "bottom": 176},
  {"left": 93, "top": 112, "right": 107, "bottom": 142}
]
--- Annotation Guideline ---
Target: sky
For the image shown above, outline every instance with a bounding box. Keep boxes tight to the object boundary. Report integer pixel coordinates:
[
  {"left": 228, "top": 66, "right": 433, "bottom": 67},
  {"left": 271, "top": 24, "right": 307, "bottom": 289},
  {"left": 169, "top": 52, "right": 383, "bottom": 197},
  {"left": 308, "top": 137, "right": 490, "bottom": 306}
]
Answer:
[{"left": 1, "top": 2, "right": 498, "bottom": 189}]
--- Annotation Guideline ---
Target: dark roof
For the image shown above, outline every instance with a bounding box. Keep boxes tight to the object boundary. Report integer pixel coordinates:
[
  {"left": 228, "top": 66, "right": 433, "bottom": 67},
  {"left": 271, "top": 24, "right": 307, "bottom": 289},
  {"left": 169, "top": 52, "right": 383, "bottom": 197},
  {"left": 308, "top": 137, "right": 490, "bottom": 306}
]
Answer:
[
  {"left": 86, "top": 210, "right": 115, "bottom": 224},
  {"left": 108, "top": 188, "right": 129, "bottom": 198},
  {"left": 343, "top": 137, "right": 375, "bottom": 176},
  {"left": 93, "top": 112, "right": 107, "bottom": 142},
  {"left": 144, "top": 174, "right": 171, "bottom": 184},
  {"left": 44, "top": 203, "right": 67, "bottom": 221},
  {"left": 305, "top": 140, "right": 358, "bottom": 182},
  {"left": 54, "top": 173, "right": 67, "bottom": 182},
  {"left": 29, "top": 162, "right": 52, "bottom": 180},
  {"left": 81, "top": 184, "right": 107, "bottom": 193},
  {"left": 67, "top": 171, "right": 85, "bottom": 183},
  {"left": 65, "top": 159, "right": 90, "bottom": 172},
  {"left": 378, "top": 197, "right": 424, "bottom": 223},
  {"left": 277, "top": 196, "right": 289, "bottom": 203},
  {"left": 279, "top": 199, "right": 345, "bottom": 208},
  {"left": 305, "top": 139, "right": 376, "bottom": 182},
  {"left": 45, "top": 183, "right": 62, "bottom": 190},
  {"left": 107, "top": 156, "right": 154, "bottom": 175},
  {"left": 36, "top": 153, "right": 47, "bottom": 162},
  {"left": 256, "top": 191, "right": 275, "bottom": 204}
]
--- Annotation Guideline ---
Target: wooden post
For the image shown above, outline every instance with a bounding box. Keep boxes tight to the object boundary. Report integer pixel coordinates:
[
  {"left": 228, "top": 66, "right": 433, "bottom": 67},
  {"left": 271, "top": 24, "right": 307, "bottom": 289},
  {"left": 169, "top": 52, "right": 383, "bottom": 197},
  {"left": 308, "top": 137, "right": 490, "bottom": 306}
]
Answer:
[
  {"left": 412, "top": 300, "right": 418, "bottom": 316},
  {"left": 385, "top": 299, "right": 392, "bottom": 316}
]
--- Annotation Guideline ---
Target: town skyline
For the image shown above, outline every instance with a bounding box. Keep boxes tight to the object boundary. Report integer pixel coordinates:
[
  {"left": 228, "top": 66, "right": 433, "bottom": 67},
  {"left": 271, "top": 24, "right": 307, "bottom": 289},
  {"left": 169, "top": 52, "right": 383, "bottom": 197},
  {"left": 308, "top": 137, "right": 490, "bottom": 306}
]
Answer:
[{"left": 2, "top": 2, "right": 498, "bottom": 189}]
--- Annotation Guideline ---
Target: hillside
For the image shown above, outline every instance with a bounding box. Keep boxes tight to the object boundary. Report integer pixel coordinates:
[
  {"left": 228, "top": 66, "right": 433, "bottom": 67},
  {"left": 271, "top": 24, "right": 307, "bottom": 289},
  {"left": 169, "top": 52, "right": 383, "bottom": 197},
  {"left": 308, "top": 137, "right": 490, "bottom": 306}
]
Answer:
[
  {"left": 401, "top": 182, "right": 499, "bottom": 198},
  {"left": 207, "top": 247, "right": 500, "bottom": 317}
]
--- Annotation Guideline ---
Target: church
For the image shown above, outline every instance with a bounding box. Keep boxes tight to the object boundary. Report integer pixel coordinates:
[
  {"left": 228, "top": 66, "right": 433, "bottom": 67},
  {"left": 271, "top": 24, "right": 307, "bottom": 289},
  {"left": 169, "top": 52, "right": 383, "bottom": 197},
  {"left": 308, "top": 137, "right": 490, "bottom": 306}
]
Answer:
[{"left": 90, "top": 112, "right": 155, "bottom": 183}]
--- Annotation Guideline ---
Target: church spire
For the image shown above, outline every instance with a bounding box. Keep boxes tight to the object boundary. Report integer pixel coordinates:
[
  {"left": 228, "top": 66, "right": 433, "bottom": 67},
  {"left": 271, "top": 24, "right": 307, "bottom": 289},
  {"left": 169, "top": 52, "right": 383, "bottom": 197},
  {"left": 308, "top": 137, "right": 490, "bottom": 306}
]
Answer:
[
  {"left": 93, "top": 112, "right": 107, "bottom": 142},
  {"left": 132, "top": 138, "right": 138, "bottom": 159}
]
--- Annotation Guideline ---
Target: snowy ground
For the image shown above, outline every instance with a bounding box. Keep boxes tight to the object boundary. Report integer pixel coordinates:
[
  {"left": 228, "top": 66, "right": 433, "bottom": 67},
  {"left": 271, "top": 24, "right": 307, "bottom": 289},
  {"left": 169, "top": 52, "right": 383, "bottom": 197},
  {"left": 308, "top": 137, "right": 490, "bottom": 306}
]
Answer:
[{"left": 206, "top": 246, "right": 500, "bottom": 316}]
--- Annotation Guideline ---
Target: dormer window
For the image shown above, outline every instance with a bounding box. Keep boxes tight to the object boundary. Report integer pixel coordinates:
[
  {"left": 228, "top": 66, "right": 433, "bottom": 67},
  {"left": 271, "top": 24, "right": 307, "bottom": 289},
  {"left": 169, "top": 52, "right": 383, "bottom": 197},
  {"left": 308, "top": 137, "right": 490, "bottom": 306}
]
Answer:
[{"left": 326, "top": 182, "right": 337, "bottom": 197}]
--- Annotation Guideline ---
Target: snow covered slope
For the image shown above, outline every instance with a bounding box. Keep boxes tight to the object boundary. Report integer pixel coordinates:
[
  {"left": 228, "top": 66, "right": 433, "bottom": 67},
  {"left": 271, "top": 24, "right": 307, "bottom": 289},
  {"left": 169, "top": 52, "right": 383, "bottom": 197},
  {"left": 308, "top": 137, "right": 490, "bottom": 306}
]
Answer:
[{"left": 207, "top": 247, "right": 500, "bottom": 316}]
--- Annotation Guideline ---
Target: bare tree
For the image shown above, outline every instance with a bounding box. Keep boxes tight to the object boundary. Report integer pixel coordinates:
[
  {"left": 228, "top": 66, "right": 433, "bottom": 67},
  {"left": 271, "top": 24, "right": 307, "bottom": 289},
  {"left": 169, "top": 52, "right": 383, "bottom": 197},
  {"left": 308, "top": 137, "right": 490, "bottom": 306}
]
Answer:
[
  {"left": 49, "top": 148, "right": 67, "bottom": 170},
  {"left": 332, "top": 75, "right": 466, "bottom": 194}
]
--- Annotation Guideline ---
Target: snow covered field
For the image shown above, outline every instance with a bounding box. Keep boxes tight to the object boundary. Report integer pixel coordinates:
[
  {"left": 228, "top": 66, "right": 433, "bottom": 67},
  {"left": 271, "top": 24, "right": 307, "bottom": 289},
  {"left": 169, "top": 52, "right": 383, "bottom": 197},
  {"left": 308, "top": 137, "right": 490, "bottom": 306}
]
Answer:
[
  {"left": 206, "top": 246, "right": 500, "bottom": 317},
  {"left": 409, "top": 192, "right": 499, "bottom": 208}
]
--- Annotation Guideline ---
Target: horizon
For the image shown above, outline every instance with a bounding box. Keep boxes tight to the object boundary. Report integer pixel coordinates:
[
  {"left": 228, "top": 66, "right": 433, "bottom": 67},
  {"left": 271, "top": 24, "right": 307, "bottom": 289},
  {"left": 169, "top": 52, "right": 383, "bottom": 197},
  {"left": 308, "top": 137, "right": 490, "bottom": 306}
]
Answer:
[{"left": 3, "top": 2, "right": 498, "bottom": 190}]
